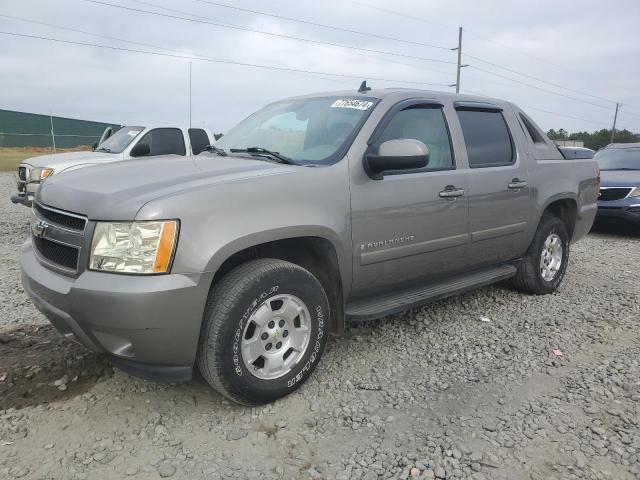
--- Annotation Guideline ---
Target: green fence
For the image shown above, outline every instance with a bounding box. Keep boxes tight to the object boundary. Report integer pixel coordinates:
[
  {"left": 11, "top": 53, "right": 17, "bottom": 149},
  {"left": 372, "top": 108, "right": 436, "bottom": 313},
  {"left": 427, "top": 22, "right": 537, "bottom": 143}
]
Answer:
[{"left": 0, "top": 109, "right": 121, "bottom": 148}]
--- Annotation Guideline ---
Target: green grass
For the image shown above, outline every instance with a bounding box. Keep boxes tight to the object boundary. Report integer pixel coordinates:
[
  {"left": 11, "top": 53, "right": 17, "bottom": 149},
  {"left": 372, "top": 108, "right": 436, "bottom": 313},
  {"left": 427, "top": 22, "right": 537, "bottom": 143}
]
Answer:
[
  {"left": 0, "top": 151, "right": 34, "bottom": 172},
  {"left": 0, "top": 147, "right": 91, "bottom": 172}
]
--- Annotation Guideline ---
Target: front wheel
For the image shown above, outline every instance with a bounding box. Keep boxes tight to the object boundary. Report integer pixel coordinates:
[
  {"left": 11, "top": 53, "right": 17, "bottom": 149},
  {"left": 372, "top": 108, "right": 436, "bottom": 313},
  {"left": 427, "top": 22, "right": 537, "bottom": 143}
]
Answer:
[
  {"left": 197, "top": 259, "right": 330, "bottom": 405},
  {"left": 513, "top": 214, "right": 570, "bottom": 294}
]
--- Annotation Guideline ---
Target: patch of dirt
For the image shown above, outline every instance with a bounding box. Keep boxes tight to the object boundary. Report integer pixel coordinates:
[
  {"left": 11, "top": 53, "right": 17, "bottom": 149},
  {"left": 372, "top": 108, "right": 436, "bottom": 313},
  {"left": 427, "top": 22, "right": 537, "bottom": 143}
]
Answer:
[{"left": 0, "top": 325, "right": 112, "bottom": 410}]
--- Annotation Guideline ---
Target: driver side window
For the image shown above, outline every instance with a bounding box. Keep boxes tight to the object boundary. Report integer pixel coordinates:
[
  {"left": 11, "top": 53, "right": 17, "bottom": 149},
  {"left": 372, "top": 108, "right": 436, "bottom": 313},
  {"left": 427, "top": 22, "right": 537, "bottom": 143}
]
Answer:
[
  {"left": 136, "top": 128, "right": 186, "bottom": 156},
  {"left": 375, "top": 106, "right": 454, "bottom": 170}
]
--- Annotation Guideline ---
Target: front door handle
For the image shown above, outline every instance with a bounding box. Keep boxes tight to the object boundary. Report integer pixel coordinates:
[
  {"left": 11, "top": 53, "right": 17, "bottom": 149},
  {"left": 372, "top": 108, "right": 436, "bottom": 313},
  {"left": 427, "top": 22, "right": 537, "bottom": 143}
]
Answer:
[
  {"left": 508, "top": 178, "right": 528, "bottom": 190},
  {"left": 439, "top": 185, "right": 465, "bottom": 198}
]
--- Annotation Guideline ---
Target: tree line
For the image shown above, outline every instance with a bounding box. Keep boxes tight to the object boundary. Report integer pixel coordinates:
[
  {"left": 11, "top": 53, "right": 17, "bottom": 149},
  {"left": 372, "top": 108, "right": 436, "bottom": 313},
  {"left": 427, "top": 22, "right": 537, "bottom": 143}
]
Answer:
[{"left": 546, "top": 128, "right": 639, "bottom": 151}]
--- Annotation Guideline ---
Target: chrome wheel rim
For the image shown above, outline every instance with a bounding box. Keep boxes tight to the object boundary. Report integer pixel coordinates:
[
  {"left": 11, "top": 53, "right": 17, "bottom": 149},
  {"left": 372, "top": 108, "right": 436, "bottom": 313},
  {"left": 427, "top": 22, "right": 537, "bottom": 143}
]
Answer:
[
  {"left": 540, "top": 233, "right": 563, "bottom": 282},
  {"left": 241, "top": 294, "right": 311, "bottom": 380}
]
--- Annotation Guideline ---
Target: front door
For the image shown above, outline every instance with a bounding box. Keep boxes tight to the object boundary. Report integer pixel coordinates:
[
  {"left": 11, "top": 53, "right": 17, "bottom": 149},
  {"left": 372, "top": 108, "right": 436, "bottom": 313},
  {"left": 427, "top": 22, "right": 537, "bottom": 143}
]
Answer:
[{"left": 349, "top": 100, "right": 470, "bottom": 299}]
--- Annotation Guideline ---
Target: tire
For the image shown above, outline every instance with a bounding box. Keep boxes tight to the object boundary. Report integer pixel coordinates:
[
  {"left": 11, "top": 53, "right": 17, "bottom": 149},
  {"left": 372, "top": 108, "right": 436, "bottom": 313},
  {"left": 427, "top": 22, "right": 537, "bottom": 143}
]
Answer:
[
  {"left": 197, "top": 259, "right": 330, "bottom": 405},
  {"left": 513, "top": 214, "right": 570, "bottom": 294}
]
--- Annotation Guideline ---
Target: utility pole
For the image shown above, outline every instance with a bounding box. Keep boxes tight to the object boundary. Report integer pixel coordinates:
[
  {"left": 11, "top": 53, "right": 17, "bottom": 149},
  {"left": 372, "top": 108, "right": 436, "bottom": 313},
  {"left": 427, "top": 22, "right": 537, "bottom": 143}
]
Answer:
[
  {"left": 49, "top": 110, "right": 56, "bottom": 153},
  {"left": 450, "top": 27, "right": 468, "bottom": 93},
  {"left": 610, "top": 103, "right": 620, "bottom": 144},
  {"left": 189, "top": 61, "right": 192, "bottom": 129}
]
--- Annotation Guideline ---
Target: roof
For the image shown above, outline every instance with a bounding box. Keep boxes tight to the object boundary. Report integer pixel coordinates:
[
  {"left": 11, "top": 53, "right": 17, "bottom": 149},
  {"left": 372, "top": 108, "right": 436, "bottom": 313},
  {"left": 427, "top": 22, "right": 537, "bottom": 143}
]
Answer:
[{"left": 288, "top": 87, "right": 510, "bottom": 107}]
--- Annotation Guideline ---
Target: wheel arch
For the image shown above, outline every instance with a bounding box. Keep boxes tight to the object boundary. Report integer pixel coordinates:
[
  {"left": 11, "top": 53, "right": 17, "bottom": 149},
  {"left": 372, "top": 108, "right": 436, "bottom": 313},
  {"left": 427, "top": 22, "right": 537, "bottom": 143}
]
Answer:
[
  {"left": 538, "top": 195, "right": 579, "bottom": 240},
  {"left": 205, "top": 230, "right": 347, "bottom": 336}
]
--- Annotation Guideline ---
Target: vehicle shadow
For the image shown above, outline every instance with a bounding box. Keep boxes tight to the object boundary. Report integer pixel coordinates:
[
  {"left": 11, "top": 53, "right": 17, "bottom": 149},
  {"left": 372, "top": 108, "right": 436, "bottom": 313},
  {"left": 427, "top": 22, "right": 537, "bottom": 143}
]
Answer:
[{"left": 590, "top": 219, "right": 640, "bottom": 239}]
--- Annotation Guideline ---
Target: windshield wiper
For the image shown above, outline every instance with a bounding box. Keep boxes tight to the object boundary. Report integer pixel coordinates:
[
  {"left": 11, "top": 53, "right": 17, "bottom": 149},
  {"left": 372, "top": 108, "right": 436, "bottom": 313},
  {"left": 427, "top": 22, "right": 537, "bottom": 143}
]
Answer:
[
  {"left": 204, "top": 145, "right": 227, "bottom": 157},
  {"left": 96, "top": 147, "right": 111, "bottom": 153},
  {"left": 203, "top": 144, "right": 227, "bottom": 156},
  {"left": 230, "top": 147, "right": 296, "bottom": 165},
  {"left": 602, "top": 168, "right": 639, "bottom": 171}
]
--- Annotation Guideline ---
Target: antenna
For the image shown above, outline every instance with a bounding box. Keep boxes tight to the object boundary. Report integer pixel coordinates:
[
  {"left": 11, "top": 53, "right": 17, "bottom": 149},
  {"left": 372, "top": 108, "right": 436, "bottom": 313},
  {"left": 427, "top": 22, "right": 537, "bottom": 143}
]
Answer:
[{"left": 358, "top": 80, "right": 371, "bottom": 93}]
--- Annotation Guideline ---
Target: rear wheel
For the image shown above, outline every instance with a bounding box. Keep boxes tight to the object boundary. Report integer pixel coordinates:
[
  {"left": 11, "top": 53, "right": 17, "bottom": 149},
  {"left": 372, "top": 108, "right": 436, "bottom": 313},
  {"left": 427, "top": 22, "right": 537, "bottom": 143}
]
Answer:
[
  {"left": 197, "top": 259, "right": 329, "bottom": 405},
  {"left": 513, "top": 214, "right": 570, "bottom": 294}
]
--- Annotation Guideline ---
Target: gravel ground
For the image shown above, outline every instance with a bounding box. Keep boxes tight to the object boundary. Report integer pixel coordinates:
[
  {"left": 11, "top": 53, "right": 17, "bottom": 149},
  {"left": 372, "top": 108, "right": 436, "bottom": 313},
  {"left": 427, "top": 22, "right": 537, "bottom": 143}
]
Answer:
[{"left": 0, "top": 171, "right": 639, "bottom": 480}]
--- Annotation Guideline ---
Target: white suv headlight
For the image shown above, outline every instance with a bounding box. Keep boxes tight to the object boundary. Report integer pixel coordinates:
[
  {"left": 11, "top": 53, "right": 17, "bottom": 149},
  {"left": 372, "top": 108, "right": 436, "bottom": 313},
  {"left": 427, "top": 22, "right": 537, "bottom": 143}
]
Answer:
[
  {"left": 629, "top": 186, "right": 640, "bottom": 198},
  {"left": 30, "top": 167, "right": 55, "bottom": 181},
  {"left": 89, "top": 220, "right": 178, "bottom": 274}
]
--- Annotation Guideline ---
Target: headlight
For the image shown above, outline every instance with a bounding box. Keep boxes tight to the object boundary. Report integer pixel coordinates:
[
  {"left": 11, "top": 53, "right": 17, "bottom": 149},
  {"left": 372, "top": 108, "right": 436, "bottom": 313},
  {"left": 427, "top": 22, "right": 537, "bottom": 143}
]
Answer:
[
  {"left": 629, "top": 186, "right": 640, "bottom": 198},
  {"left": 30, "top": 167, "right": 55, "bottom": 181},
  {"left": 89, "top": 220, "right": 178, "bottom": 274}
]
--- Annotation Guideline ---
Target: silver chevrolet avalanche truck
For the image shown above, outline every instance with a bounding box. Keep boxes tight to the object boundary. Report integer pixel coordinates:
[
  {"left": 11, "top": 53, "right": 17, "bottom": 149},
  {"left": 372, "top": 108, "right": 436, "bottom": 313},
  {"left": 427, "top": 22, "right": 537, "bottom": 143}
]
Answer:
[{"left": 20, "top": 87, "right": 599, "bottom": 404}]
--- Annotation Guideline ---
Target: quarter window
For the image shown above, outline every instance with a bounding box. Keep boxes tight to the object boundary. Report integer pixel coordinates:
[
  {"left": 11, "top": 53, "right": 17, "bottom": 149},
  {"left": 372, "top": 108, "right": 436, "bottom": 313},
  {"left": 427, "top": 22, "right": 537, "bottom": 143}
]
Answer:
[
  {"left": 456, "top": 110, "right": 514, "bottom": 168},
  {"left": 374, "top": 105, "right": 454, "bottom": 169},
  {"left": 519, "top": 113, "right": 546, "bottom": 144},
  {"left": 136, "top": 128, "right": 186, "bottom": 156}
]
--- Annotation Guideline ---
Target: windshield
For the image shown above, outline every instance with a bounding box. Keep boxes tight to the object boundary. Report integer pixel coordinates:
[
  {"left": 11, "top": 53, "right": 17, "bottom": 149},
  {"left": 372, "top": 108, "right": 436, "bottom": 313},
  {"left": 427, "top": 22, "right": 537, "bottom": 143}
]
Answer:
[
  {"left": 97, "top": 126, "right": 144, "bottom": 153},
  {"left": 595, "top": 147, "right": 640, "bottom": 170},
  {"left": 214, "top": 96, "right": 378, "bottom": 164}
]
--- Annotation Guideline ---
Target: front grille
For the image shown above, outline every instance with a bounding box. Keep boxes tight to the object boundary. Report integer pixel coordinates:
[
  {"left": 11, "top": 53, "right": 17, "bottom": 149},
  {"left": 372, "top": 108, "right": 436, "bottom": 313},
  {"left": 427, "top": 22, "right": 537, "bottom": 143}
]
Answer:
[
  {"left": 33, "top": 236, "right": 79, "bottom": 270},
  {"left": 18, "top": 166, "right": 27, "bottom": 181},
  {"left": 599, "top": 187, "right": 632, "bottom": 202},
  {"left": 34, "top": 203, "right": 86, "bottom": 231}
]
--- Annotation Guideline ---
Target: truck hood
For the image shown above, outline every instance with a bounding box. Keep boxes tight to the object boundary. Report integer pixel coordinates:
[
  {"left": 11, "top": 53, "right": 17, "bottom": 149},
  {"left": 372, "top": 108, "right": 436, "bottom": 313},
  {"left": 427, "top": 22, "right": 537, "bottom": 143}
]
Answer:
[
  {"left": 22, "top": 151, "right": 119, "bottom": 170},
  {"left": 38, "top": 154, "right": 294, "bottom": 220},
  {"left": 600, "top": 170, "right": 640, "bottom": 187}
]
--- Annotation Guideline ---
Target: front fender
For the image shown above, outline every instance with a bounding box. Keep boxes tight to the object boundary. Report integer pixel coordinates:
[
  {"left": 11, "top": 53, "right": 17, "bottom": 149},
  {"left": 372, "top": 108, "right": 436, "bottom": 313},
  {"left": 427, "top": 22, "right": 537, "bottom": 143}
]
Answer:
[{"left": 203, "top": 226, "right": 349, "bottom": 287}]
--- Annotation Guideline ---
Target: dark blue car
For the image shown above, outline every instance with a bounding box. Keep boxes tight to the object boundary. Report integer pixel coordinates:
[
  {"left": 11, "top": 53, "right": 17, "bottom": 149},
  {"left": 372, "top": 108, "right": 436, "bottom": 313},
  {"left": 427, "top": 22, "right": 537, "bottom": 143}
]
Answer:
[{"left": 594, "top": 143, "right": 640, "bottom": 225}]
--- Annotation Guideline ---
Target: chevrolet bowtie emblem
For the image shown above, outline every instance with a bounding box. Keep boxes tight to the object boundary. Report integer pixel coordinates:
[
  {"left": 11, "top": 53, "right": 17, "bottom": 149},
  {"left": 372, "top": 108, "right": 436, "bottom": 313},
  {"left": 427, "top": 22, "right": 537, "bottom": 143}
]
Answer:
[{"left": 31, "top": 219, "right": 49, "bottom": 239}]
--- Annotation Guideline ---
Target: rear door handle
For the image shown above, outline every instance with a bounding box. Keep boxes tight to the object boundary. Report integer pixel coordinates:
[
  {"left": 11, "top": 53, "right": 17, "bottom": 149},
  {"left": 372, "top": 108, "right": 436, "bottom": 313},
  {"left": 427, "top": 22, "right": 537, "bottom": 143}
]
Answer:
[
  {"left": 439, "top": 186, "right": 465, "bottom": 198},
  {"left": 508, "top": 179, "right": 528, "bottom": 190}
]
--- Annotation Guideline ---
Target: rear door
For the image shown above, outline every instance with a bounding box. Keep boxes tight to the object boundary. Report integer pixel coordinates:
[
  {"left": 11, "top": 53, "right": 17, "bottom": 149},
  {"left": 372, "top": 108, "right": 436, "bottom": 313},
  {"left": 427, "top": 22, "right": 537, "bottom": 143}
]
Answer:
[
  {"left": 455, "top": 102, "right": 531, "bottom": 266},
  {"left": 349, "top": 99, "right": 470, "bottom": 298}
]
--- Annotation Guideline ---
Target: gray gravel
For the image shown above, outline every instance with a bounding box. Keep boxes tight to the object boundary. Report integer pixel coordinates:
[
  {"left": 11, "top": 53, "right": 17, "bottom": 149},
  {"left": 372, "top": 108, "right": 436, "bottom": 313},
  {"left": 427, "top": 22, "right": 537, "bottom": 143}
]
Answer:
[
  {"left": 0, "top": 173, "right": 42, "bottom": 328},
  {"left": 0, "top": 171, "right": 639, "bottom": 479}
]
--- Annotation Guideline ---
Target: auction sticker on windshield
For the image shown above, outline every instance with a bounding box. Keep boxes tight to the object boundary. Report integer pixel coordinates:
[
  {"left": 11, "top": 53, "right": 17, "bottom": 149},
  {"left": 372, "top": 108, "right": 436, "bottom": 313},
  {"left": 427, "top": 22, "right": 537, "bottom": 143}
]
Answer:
[{"left": 331, "top": 99, "right": 374, "bottom": 110}]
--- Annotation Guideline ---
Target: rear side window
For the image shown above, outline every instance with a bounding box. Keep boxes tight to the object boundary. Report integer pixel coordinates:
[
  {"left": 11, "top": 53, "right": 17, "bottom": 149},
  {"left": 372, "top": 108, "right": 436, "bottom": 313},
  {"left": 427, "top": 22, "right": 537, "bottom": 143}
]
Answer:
[
  {"left": 188, "top": 128, "right": 210, "bottom": 155},
  {"left": 137, "top": 128, "right": 186, "bottom": 156},
  {"left": 374, "top": 105, "right": 454, "bottom": 169},
  {"left": 456, "top": 110, "right": 514, "bottom": 168}
]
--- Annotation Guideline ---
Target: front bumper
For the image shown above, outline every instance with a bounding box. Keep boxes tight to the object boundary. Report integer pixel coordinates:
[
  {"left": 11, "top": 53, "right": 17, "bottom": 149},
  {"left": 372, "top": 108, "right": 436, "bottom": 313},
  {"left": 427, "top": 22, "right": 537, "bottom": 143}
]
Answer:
[
  {"left": 20, "top": 239, "right": 213, "bottom": 383},
  {"left": 596, "top": 198, "right": 640, "bottom": 224},
  {"left": 12, "top": 178, "right": 37, "bottom": 207},
  {"left": 10, "top": 192, "right": 33, "bottom": 207}
]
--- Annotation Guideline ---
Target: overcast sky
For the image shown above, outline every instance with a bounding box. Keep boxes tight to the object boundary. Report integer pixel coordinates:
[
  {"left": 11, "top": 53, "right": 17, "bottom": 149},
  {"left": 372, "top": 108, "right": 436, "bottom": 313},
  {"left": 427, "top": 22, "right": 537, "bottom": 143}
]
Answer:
[{"left": 1, "top": 0, "right": 639, "bottom": 134}]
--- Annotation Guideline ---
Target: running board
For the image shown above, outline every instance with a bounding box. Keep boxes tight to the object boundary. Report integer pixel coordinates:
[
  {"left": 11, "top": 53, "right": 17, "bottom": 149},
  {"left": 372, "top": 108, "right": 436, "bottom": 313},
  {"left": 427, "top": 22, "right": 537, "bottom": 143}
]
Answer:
[{"left": 346, "top": 264, "right": 518, "bottom": 322}]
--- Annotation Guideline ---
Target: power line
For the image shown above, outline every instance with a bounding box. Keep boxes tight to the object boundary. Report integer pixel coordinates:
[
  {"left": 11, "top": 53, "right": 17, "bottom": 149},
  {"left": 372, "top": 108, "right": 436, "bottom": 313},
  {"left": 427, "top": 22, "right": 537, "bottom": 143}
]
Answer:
[
  {"left": 79, "top": 0, "right": 456, "bottom": 66},
  {"left": 345, "top": 0, "right": 577, "bottom": 72},
  {"left": 133, "top": 0, "right": 457, "bottom": 80},
  {"left": 194, "top": 0, "right": 451, "bottom": 51},
  {"left": 460, "top": 88, "right": 610, "bottom": 127},
  {"left": 0, "top": 13, "right": 198, "bottom": 55},
  {"left": 464, "top": 53, "right": 619, "bottom": 106},
  {"left": 467, "top": 65, "right": 614, "bottom": 111},
  {"left": 0, "top": 30, "right": 451, "bottom": 88},
  {"left": 344, "top": 0, "right": 636, "bottom": 108},
  {"left": 0, "top": 12, "right": 454, "bottom": 85},
  {"left": 345, "top": 0, "right": 455, "bottom": 32}
]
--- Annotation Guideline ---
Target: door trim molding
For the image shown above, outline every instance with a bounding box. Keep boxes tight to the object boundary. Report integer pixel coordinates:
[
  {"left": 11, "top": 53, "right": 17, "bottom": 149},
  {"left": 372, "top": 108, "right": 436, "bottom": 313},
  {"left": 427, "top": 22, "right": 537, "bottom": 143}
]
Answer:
[
  {"left": 360, "top": 233, "right": 469, "bottom": 266},
  {"left": 471, "top": 222, "right": 527, "bottom": 242}
]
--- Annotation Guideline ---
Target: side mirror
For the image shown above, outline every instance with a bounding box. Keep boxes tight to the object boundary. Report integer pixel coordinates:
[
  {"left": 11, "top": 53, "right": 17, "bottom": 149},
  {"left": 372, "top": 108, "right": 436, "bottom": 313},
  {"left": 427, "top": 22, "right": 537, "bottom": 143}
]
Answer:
[
  {"left": 91, "top": 142, "right": 98, "bottom": 151},
  {"left": 363, "top": 139, "right": 429, "bottom": 180},
  {"left": 130, "top": 143, "right": 151, "bottom": 157}
]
